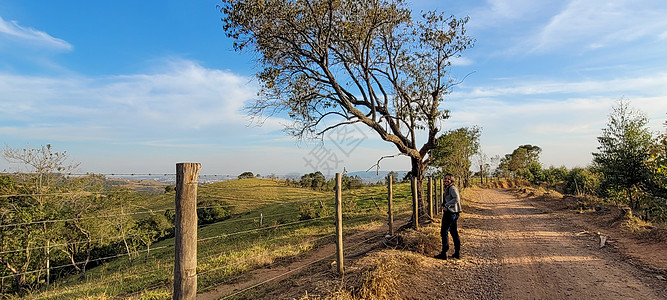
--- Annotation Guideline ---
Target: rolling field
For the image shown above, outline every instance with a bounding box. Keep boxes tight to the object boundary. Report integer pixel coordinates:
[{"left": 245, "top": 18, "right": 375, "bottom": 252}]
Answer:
[{"left": 28, "top": 178, "right": 414, "bottom": 299}]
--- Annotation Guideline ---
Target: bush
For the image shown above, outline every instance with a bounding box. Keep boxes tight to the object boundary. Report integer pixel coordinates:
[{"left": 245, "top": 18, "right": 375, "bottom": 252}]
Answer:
[
  {"left": 197, "top": 198, "right": 231, "bottom": 225},
  {"left": 298, "top": 202, "right": 318, "bottom": 220},
  {"left": 565, "top": 168, "right": 600, "bottom": 196},
  {"left": 238, "top": 171, "right": 255, "bottom": 179}
]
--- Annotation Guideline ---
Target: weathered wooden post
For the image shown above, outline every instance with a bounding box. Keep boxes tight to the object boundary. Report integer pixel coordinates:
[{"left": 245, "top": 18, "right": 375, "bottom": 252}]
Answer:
[
  {"left": 427, "top": 177, "right": 433, "bottom": 218},
  {"left": 335, "top": 173, "right": 344, "bottom": 275},
  {"left": 411, "top": 176, "right": 418, "bottom": 229},
  {"left": 439, "top": 178, "right": 444, "bottom": 214},
  {"left": 387, "top": 174, "right": 394, "bottom": 236},
  {"left": 174, "top": 163, "right": 200, "bottom": 300}
]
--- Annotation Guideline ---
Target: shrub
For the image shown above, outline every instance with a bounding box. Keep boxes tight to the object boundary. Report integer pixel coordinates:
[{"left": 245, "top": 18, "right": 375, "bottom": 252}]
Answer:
[
  {"left": 197, "top": 198, "right": 231, "bottom": 225},
  {"left": 238, "top": 171, "right": 255, "bottom": 179},
  {"left": 565, "top": 168, "right": 600, "bottom": 196}
]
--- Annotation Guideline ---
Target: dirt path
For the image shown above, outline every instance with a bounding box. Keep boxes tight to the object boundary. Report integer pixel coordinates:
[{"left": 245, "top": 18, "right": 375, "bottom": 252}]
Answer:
[
  {"left": 197, "top": 189, "right": 666, "bottom": 299},
  {"left": 477, "top": 189, "right": 664, "bottom": 299}
]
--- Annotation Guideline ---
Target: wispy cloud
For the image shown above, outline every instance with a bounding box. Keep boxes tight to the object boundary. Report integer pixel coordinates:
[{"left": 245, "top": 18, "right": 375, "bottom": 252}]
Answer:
[
  {"left": 533, "top": 0, "right": 667, "bottom": 52},
  {"left": 451, "top": 72, "right": 667, "bottom": 98},
  {"left": 0, "top": 59, "right": 285, "bottom": 143},
  {"left": 0, "top": 16, "right": 72, "bottom": 51}
]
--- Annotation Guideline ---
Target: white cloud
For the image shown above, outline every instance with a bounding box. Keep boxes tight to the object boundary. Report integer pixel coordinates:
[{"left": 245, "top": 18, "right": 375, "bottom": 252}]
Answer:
[
  {"left": 0, "top": 16, "right": 72, "bottom": 51},
  {"left": 533, "top": 0, "right": 667, "bottom": 52},
  {"left": 0, "top": 59, "right": 284, "bottom": 143},
  {"left": 449, "top": 56, "right": 474, "bottom": 66},
  {"left": 451, "top": 72, "right": 667, "bottom": 98}
]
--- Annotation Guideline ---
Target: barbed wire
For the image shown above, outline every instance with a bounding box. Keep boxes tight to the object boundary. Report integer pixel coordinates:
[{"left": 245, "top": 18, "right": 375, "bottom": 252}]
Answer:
[
  {"left": 0, "top": 209, "right": 170, "bottom": 228},
  {"left": 217, "top": 233, "right": 384, "bottom": 299},
  {"left": 196, "top": 226, "right": 334, "bottom": 263},
  {"left": 0, "top": 232, "right": 149, "bottom": 255},
  {"left": 197, "top": 215, "right": 334, "bottom": 244},
  {"left": 197, "top": 233, "right": 335, "bottom": 278},
  {"left": 196, "top": 211, "right": 298, "bottom": 229},
  {"left": 0, "top": 191, "right": 105, "bottom": 199},
  {"left": 32, "top": 254, "right": 176, "bottom": 300},
  {"left": 0, "top": 196, "right": 332, "bottom": 230},
  {"left": 0, "top": 243, "right": 173, "bottom": 280}
]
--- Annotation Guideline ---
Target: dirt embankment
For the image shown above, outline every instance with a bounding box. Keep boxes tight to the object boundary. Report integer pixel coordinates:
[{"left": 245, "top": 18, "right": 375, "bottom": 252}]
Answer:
[{"left": 199, "top": 188, "right": 667, "bottom": 300}]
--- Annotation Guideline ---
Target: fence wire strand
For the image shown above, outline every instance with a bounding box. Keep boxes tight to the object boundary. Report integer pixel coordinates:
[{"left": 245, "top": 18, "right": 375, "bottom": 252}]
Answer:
[{"left": 197, "top": 215, "right": 334, "bottom": 244}]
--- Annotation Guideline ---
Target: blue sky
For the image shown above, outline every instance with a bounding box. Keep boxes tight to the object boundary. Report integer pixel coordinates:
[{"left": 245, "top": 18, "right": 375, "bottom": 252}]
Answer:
[{"left": 1, "top": 0, "right": 666, "bottom": 176}]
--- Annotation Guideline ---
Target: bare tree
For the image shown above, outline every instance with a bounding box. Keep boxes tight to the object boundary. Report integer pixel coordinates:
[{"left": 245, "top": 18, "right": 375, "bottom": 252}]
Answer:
[
  {"left": 220, "top": 0, "right": 473, "bottom": 214},
  {"left": 473, "top": 150, "right": 489, "bottom": 184}
]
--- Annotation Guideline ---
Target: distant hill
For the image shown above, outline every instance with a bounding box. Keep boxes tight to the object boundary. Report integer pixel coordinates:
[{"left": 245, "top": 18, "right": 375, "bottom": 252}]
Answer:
[{"left": 346, "top": 170, "right": 409, "bottom": 183}]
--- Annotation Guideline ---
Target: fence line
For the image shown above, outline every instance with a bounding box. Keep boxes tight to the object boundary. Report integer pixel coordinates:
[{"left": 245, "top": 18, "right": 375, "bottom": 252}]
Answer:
[
  {"left": 218, "top": 233, "right": 386, "bottom": 300},
  {"left": 0, "top": 243, "right": 173, "bottom": 280},
  {"left": 196, "top": 233, "right": 336, "bottom": 278},
  {"left": 195, "top": 197, "right": 332, "bottom": 209},
  {"left": 1, "top": 168, "right": 418, "bottom": 299},
  {"left": 196, "top": 211, "right": 296, "bottom": 229},
  {"left": 0, "top": 198, "right": 329, "bottom": 229},
  {"left": 197, "top": 215, "right": 334, "bottom": 244},
  {"left": 0, "top": 209, "right": 170, "bottom": 228},
  {"left": 0, "top": 232, "right": 150, "bottom": 255}
]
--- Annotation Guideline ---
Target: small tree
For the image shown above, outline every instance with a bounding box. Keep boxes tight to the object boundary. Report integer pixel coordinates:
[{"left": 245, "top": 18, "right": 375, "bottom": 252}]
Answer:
[
  {"left": 1, "top": 144, "right": 79, "bottom": 290},
  {"left": 498, "top": 145, "right": 542, "bottom": 179},
  {"left": 431, "top": 126, "right": 481, "bottom": 188},
  {"left": 593, "top": 100, "right": 654, "bottom": 210},
  {"left": 473, "top": 151, "right": 489, "bottom": 184}
]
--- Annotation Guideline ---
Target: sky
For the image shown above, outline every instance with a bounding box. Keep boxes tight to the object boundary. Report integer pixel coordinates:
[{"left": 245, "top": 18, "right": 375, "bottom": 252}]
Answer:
[{"left": 1, "top": 0, "right": 666, "bottom": 177}]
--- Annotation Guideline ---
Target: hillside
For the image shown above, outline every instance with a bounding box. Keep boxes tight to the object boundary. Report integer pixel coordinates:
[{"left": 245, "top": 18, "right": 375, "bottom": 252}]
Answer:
[{"left": 29, "top": 178, "right": 414, "bottom": 299}]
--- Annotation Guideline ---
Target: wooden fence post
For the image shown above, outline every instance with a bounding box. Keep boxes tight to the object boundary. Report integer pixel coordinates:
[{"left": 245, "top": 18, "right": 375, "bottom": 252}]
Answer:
[
  {"left": 439, "top": 178, "right": 444, "bottom": 214},
  {"left": 334, "top": 173, "right": 344, "bottom": 275},
  {"left": 428, "top": 177, "right": 433, "bottom": 218},
  {"left": 387, "top": 174, "right": 394, "bottom": 236},
  {"left": 411, "top": 176, "right": 418, "bottom": 229},
  {"left": 174, "top": 163, "right": 200, "bottom": 300}
]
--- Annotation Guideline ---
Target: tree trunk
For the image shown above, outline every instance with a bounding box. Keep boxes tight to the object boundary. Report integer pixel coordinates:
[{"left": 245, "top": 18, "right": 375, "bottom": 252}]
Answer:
[{"left": 410, "top": 157, "right": 426, "bottom": 218}]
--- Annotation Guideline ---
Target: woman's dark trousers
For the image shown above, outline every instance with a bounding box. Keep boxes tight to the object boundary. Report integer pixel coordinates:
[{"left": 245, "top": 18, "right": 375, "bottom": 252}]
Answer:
[{"left": 441, "top": 211, "right": 461, "bottom": 256}]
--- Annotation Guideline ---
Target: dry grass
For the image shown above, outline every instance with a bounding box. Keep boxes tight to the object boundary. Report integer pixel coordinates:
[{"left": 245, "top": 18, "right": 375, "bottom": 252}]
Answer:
[{"left": 292, "top": 223, "right": 440, "bottom": 300}]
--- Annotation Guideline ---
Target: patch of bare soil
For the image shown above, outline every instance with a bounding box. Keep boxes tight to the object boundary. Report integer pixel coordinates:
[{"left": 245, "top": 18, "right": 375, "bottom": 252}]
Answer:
[{"left": 198, "top": 188, "right": 667, "bottom": 300}]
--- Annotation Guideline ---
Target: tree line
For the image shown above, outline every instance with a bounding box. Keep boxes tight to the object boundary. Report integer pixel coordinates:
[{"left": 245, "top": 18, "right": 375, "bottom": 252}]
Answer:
[{"left": 486, "top": 101, "right": 666, "bottom": 221}]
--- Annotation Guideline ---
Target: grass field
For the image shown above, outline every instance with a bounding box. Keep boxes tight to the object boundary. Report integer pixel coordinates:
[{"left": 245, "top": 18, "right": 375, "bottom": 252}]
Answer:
[{"left": 26, "top": 178, "right": 415, "bottom": 299}]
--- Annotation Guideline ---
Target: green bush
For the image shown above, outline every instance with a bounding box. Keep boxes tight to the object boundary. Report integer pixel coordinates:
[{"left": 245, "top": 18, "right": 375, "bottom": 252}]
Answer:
[
  {"left": 197, "top": 199, "right": 231, "bottom": 225},
  {"left": 565, "top": 168, "right": 600, "bottom": 196}
]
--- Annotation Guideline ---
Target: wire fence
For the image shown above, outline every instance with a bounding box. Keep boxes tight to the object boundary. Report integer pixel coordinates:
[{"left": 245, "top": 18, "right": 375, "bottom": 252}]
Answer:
[{"left": 0, "top": 170, "right": 425, "bottom": 299}]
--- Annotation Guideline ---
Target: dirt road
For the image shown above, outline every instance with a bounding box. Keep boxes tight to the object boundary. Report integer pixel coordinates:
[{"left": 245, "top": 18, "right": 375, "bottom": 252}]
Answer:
[
  {"left": 198, "top": 188, "right": 666, "bottom": 299},
  {"left": 469, "top": 189, "right": 665, "bottom": 299}
]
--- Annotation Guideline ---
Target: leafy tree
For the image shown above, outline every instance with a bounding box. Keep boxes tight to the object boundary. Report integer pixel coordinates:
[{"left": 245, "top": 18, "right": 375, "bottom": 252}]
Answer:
[
  {"left": 543, "top": 166, "right": 569, "bottom": 185},
  {"left": 220, "top": 0, "right": 473, "bottom": 215},
  {"left": 1, "top": 145, "right": 79, "bottom": 290},
  {"left": 593, "top": 100, "right": 654, "bottom": 210},
  {"left": 135, "top": 213, "right": 173, "bottom": 261},
  {"left": 498, "top": 144, "right": 542, "bottom": 178},
  {"left": 431, "top": 126, "right": 480, "bottom": 188},
  {"left": 300, "top": 172, "right": 327, "bottom": 190},
  {"left": 387, "top": 171, "right": 399, "bottom": 184},
  {"left": 237, "top": 171, "right": 255, "bottom": 179},
  {"left": 648, "top": 120, "right": 667, "bottom": 193}
]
